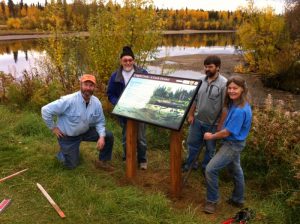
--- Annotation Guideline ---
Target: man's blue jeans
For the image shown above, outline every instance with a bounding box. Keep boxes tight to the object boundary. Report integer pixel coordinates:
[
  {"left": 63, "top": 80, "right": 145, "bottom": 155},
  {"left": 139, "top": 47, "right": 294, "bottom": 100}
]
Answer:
[
  {"left": 57, "top": 128, "right": 114, "bottom": 169},
  {"left": 186, "top": 119, "right": 217, "bottom": 171},
  {"left": 205, "top": 141, "right": 245, "bottom": 204},
  {"left": 120, "top": 120, "right": 147, "bottom": 163}
]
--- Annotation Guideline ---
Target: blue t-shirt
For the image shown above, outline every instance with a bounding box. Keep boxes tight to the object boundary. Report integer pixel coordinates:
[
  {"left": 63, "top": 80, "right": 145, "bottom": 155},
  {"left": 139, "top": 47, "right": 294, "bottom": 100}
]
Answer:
[{"left": 224, "top": 103, "right": 252, "bottom": 141}]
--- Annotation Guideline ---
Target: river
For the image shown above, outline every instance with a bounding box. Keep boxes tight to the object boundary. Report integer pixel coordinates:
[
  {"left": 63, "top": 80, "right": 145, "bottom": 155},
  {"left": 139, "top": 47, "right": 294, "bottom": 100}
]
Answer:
[{"left": 0, "top": 32, "right": 299, "bottom": 110}]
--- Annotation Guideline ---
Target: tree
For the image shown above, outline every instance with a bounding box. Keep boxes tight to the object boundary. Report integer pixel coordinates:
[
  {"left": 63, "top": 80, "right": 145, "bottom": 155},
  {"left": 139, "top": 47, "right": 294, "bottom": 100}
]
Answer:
[
  {"left": 237, "top": 0, "right": 300, "bottom": 93},
  {"left": 7, "top": 0, "right": 15, "bottom": 17},
  {"left": 237, "top": 1, "right": 289, "bottom": 75},
  {"left": 0, "top": 0, "right": 6, "bottom": 19},
  {"left": 285, "top": 0, "right": 300, "bottom": 40},
  {"left": 87, "top": 0, "right": 162, "bottom": 86}
]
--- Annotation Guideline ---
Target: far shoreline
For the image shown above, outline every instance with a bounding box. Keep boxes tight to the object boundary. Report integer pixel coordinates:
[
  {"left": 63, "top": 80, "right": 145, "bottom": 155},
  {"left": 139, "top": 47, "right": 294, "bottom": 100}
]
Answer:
[
  {"left": 163, "top": 29, "right": 236, "bottom": 34},
  {"left": 0, "top": 29, "right": 236, "bottom": 41}
]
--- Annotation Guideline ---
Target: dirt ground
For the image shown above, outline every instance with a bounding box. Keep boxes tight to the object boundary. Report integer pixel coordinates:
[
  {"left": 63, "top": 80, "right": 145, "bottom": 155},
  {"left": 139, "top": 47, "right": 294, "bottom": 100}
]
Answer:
[
  {"left": 150, "top": 54, "right": 300, "bottom": 110},
  {"left": 110, "top": 149, "right": 250, "bottom": 222}
]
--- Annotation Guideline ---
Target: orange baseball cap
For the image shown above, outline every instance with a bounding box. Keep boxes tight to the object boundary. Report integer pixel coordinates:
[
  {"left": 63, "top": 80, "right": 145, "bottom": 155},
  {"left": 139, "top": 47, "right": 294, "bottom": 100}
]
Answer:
[{"left": 80, "top": 74, "right": 96, "bottom": 84}]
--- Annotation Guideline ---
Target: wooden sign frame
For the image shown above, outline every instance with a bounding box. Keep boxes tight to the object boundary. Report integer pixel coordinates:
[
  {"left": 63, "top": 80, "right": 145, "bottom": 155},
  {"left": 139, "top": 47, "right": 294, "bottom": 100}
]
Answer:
[{"left": 113, "top": 74, "right": 202, "bottom": 197}]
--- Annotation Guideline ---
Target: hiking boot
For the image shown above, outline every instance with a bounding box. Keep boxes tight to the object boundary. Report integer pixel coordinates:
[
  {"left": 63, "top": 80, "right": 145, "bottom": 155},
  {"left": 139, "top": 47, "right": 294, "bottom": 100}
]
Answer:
[
  {"left": 94, "top": 160, "right": 114, "bottom": 172},
  {"left": 203, "top": 201, "right": 217, "bottom": 214},
  {"left": 226, "top": 199, "right": 244, "bottom": 208},
  {"left": 139, "top": 162, "right": 148, "bottom": 170}
]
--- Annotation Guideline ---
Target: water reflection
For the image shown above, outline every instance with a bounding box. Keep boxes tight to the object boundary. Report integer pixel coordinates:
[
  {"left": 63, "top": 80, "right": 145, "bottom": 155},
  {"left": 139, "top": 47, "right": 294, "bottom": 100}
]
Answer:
[
  {"left": 156, "top": 46, "right": 238, "bottom": 57},
  {"left": 0, "top": 39, "right": 42, "bottom": 56},
  {"left": 0, "top": 39, "right": 45, "bottom": 76},
  {"left": 0, "top": 33, "right": 238, "bottom": 76},
  {"left": 156, "top": 33, "right": 238, "bottom": 57},
  {"left": 162, "top": 33, "right": 236, "bottom": 47},
  {"left": 0, "top": 50, "right": 45, "bottom": 76}
]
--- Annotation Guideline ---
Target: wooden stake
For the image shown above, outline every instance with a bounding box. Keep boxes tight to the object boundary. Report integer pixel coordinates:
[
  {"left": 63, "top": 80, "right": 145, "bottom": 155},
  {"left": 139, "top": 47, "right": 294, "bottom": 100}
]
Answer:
[
  {"left": 0, "top": 199, "right": 11, "bottom": 213},
  {"left": 36, "top": 183, "right": 66, "bottom": 219},
  {"left": 0, "top": 169, "right": 28, "bottom": 183}
]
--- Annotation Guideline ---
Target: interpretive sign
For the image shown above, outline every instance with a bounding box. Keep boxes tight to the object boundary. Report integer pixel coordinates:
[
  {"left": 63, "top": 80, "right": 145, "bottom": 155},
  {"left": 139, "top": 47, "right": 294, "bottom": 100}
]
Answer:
[{"left": 112, "top": 73, "right": 201, "bottom": 131}]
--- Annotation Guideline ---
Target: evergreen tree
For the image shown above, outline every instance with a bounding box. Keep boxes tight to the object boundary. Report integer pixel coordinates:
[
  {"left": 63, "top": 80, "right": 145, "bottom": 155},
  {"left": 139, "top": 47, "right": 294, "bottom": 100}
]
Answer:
[{"left": 8, "top": 0, "right": 15, "bottom": 17}]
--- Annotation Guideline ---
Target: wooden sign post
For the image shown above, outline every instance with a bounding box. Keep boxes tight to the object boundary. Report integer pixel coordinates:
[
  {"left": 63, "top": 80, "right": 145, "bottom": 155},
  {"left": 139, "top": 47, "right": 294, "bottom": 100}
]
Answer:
[
  {"left": 126, "top": 119, "right": 138, "bottom": 179},
  {"left": 125, "top": 119, "right": 183, "bottom": 197},
  {"left": 170, "top": 130, "right": 182, "bottom": 197}
]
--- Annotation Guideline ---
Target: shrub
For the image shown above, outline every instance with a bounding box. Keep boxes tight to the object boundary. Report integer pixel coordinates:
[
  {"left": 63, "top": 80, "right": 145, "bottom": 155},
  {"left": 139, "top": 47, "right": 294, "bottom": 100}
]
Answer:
[
  {"left": 243, "top": 94, "right": 300, "bottom": 206},
  {"left": 7, "top": 71, "right": 64, "bottom": 111},
  {"left": 0, "top": 72, "right": 15, "bottom": 102},
  {"left": 21, "top": 17, "right": 38, "bottom": 29},
  {"left": 6, "top": 17, "right": 21, "bottom": 29}
]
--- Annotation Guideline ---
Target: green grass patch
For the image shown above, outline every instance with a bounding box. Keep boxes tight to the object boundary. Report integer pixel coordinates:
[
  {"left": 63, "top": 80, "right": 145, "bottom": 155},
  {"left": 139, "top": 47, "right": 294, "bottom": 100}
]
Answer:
[
  {"left": 0, "top": 106, "right": 295, "bottom": 223},
  {"left": 0, "top": 107, "right": 203, "bottom": 224}
]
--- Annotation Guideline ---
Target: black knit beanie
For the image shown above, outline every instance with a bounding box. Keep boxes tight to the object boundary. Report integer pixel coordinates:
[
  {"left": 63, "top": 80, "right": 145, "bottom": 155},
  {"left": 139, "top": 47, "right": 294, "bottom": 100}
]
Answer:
[{"left": 120, "top": 46, "right": 135, "bottom": 59}]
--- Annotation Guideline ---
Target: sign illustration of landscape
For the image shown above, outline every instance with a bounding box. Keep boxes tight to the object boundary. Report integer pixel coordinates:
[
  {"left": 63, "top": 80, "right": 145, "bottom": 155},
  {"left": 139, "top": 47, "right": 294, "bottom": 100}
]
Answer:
[{"left": 112, "top": 73, "right": 202, "bottom": 131}]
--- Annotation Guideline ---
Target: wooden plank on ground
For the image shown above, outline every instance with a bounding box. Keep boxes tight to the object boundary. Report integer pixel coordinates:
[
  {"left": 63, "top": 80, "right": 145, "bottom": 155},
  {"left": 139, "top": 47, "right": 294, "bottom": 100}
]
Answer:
[
  {"left": 0, "top": 199, "right": 11, "bottom": 213},
  {"left": 0, "top": 169, "right": 28, "bottom": 183},
  {"left": 36, "top": 183, "right": 66, "bottom": 219}
]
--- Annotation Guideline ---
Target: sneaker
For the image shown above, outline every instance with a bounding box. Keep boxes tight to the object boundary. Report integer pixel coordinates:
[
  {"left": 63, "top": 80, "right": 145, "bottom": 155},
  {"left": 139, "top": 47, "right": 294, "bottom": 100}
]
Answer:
[
  {"left": 203, "top": 201, "right": 217, "bottom": 214},
  {"left": 226, "top": 199, "right": 244, "bottom": 208},
  {"left": 94, "top": 160, "right": 114, "bottom": 172},
  {"left": 139, "top": 162, "right": 147, "bottom": 170}
]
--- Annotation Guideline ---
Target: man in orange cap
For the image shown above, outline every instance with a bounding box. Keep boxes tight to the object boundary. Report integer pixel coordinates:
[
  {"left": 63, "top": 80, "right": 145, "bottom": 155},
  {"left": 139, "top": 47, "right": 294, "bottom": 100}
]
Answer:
[{"left": 41, "top": 74, "right": 114, "bottom": 170}]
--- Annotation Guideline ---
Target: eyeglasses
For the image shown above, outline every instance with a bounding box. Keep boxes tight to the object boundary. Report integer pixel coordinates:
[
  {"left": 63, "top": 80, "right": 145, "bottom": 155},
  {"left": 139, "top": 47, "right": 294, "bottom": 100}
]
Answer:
[{"left": 122, "top": 58, "right": 134, "bottom": 63}]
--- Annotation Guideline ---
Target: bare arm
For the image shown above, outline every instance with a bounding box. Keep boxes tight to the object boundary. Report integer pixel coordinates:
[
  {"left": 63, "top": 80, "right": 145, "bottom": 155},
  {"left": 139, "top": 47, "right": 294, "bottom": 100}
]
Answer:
[{"left": 204, "top": 129, "right": 230, "bottom": 140}]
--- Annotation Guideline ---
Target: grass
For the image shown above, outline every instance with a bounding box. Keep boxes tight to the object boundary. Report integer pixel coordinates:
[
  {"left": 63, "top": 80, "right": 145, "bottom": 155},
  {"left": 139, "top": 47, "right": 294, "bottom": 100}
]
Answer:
[
  {"left": 0, "top": 106, "right": 203, "bottom": 224},
  {"left": 0, "top": 105, "right": 294, "bottom": 223}
]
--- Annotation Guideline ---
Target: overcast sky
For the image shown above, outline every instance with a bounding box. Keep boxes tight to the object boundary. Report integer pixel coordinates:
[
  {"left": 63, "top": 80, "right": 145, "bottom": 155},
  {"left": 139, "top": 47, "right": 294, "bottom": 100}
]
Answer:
[
  {"left": 19, "top": 0, "right": 285, "bottom": 13},
  {"left": 153, "top": 0, "right": 285, "bottom": 13}
]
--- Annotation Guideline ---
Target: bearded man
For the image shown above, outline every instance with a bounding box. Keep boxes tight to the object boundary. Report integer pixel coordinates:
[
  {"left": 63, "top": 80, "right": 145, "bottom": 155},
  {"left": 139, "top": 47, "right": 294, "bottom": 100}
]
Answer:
[
  {"left": 41, "top": 74, "right": 114, "bottom": 170},
  {"left": 183, "top": 55, "right": 227, "bottom": 174}
]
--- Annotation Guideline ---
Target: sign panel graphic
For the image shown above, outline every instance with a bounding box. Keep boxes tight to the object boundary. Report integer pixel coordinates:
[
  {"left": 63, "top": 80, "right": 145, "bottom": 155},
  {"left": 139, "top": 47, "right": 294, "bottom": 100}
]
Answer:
[{"left": 112, "top": 73, "right": 201, "bottom": 131}]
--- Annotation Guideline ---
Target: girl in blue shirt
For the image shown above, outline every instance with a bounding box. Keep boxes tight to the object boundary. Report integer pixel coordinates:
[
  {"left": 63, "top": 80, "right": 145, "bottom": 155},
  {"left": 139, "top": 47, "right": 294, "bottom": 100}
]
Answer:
[{"left": 202, "top": 76, "right": 252, "bottom": 214}]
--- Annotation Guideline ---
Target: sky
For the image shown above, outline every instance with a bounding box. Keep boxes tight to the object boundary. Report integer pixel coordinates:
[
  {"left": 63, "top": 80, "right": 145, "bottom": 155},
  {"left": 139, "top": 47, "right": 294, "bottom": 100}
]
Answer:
[
  {"left": 19, "top": 0, "right": 286, "bottom": 13},
  {"left": 153, "top": 0, "right": 285, "bottom": 13}
]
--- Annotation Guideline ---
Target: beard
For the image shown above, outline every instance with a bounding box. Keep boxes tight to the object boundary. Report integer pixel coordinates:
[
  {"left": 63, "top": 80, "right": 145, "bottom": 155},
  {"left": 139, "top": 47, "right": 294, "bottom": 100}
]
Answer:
[
  {"left": 81, "top": 89, "right": 93, "bottom": 99},
  {"left": 205, "top": 70, "right": 216, "bottom": 77}
]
